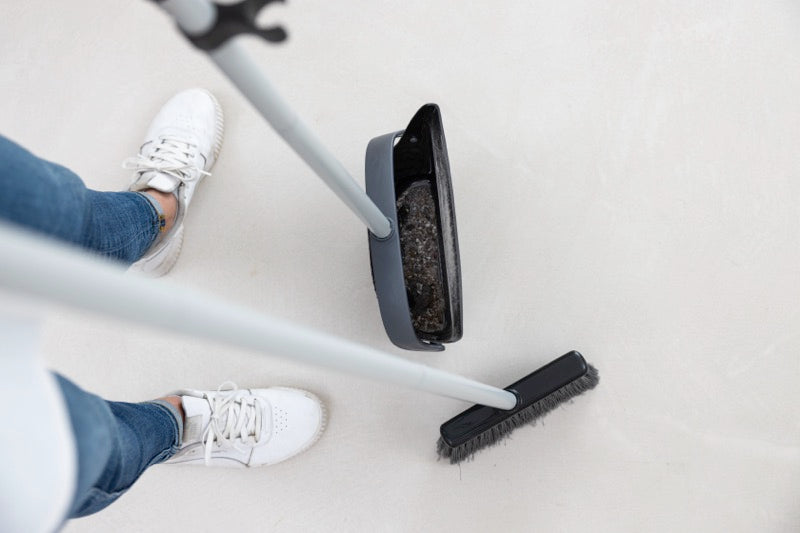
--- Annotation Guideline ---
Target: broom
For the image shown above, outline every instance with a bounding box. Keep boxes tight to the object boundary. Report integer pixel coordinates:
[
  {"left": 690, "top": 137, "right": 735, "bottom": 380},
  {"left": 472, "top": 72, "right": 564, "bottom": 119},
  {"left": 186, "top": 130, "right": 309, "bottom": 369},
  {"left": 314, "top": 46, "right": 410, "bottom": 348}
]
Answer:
[{"left": 0, "top": 224, "right": 597, "bottom": 463}]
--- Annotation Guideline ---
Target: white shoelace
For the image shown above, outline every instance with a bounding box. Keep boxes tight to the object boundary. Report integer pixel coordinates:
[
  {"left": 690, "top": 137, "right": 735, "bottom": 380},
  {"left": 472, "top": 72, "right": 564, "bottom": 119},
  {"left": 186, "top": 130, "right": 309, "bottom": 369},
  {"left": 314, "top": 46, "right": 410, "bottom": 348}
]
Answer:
[
  {"left": 122, "top": 135, "right": 210, "bottom": 185},
  {"left": 202, "top": 382, "right": 265, "bottom": 464}
]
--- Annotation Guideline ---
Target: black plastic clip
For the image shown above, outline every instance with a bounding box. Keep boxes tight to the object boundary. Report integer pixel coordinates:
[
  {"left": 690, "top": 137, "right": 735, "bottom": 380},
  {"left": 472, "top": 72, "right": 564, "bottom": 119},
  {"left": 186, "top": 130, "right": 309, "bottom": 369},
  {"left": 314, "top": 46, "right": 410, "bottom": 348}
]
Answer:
[{"left": 184, "top": 0, "right": 288, "bottom": 51}]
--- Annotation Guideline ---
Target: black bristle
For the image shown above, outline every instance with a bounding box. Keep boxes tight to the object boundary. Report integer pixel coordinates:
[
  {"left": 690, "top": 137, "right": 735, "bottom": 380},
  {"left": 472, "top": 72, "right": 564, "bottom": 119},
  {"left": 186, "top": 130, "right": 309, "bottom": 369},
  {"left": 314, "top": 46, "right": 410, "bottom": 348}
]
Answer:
[{"left": 437, "top": 364, "right": 599, "bottom": 464}]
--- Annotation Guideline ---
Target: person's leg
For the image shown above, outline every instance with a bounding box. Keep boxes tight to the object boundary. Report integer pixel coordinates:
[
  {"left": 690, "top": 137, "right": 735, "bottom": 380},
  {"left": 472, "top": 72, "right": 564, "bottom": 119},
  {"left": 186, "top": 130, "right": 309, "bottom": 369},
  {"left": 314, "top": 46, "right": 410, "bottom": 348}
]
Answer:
[
  {"left": 54, "top": 374, "right": 182, "bottom": 518},
  {"left": 0, "top": 135, "right": 178, "bottom": 263},
  {"left": 55, "top": 373, "right": 326, "bottom": 521},
  {"left": 1, "top": 88, "right": 222, "bottom": 275}
]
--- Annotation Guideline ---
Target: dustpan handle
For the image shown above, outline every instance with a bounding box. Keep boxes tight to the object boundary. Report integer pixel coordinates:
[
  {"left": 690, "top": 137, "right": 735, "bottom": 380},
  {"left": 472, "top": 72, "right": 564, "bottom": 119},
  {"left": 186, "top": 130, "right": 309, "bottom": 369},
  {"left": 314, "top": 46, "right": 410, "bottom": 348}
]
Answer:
[
  {"left": 154, "top": 0, "right": 392, "bottom": 239},
  {"left": 0, "top": 224, "right": 517, "bottom": 410}
]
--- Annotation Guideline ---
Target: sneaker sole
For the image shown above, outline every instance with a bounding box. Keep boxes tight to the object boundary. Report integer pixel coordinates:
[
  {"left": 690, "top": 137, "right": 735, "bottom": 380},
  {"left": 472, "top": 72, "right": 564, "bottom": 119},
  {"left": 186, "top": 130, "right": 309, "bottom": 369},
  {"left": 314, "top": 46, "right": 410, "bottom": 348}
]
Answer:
[
  {"left": 269, "top": 387, "right": 328, "bottom": 462},
  {"left": 203, "top": 89, "right": 225, "bottom": 167},
  {"left": 129, "top": 225, "right": 184, "bottom": 278}
]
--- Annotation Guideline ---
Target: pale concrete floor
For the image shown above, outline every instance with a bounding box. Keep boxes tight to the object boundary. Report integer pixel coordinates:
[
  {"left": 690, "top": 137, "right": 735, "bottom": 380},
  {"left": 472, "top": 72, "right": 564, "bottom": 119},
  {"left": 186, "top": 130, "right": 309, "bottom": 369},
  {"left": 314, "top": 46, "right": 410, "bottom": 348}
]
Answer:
[{"left": 2, "top": 1, "right": 800, "bottom": 531}]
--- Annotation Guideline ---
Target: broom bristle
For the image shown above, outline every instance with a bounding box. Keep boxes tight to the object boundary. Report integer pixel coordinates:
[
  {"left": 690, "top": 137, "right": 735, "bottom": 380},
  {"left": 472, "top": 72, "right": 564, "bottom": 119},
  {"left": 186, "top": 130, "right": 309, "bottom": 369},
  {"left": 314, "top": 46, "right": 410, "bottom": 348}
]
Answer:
[{"left": 437, "top": 364, "right": 599, "bottom": 464}]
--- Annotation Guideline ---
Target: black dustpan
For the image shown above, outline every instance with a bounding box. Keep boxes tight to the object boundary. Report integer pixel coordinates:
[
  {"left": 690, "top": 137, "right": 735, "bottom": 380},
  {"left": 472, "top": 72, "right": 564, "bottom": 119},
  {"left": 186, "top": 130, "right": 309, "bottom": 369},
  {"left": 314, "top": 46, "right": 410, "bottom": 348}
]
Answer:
[{"left": 366, "top": 104, "right": 463, "bottom": 351}]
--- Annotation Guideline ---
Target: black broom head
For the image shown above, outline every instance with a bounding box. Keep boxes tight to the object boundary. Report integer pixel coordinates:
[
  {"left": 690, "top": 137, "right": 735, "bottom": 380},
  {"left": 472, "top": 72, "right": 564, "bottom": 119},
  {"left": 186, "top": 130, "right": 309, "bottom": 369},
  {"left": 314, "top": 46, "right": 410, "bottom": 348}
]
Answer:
[{"left": 437, "top": 351, "right": 599, "bottom": 464}]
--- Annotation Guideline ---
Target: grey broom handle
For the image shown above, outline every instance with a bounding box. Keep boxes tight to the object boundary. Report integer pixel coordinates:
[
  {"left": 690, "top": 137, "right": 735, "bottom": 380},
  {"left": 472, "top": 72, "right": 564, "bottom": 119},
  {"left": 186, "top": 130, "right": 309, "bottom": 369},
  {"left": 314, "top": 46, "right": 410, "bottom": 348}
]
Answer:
[
  {"left": 156, "top": 0, "right": 392, "bottom": 239},
  {"left": 0, "top": 224, "right": 518, "bottom": 410}
]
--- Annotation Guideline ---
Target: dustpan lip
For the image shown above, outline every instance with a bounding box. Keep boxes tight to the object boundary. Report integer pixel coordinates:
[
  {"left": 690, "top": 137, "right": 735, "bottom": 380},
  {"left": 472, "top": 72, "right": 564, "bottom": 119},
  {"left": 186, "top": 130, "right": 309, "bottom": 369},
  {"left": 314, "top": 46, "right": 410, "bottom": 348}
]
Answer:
[{"left": 367, "top": 130, "right": 443, "bottom": 351}]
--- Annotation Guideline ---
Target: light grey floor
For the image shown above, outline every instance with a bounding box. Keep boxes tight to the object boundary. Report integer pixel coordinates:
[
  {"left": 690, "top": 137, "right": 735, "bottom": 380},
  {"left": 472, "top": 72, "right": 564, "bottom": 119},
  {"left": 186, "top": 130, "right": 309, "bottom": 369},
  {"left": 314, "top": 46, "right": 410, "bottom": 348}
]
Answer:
[{"left": 2, "top": 1, "right": 799, "bottom": 531}]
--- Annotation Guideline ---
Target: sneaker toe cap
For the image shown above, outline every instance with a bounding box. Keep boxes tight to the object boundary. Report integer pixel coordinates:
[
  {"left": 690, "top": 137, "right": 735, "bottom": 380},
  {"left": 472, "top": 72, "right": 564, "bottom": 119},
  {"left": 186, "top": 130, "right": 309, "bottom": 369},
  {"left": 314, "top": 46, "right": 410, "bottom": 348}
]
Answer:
[{"left": 254, "top": 388, "right": 326, "bottom": 465}]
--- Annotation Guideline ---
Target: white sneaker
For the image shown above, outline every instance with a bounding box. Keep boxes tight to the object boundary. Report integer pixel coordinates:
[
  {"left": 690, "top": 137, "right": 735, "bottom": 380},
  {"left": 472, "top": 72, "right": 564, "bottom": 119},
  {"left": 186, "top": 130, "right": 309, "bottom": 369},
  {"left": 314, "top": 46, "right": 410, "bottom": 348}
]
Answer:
[
  {"left": 165, "top": 383, "right": 327, "bottom": 468},
  {"left": 124, "top": 88, "right": 224, "bottom": 277}
]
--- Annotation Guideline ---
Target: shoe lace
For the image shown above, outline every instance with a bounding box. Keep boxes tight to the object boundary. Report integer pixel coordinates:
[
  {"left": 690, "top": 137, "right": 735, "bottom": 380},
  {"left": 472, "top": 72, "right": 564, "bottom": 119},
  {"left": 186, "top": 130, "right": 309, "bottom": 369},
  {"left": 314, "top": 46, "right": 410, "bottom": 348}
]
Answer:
[
  {"left": 122, "top": 134, "right": 210, "bottom": 184},
  {"left": 202, "top": 382, "right": 265, "bottom": 464}
]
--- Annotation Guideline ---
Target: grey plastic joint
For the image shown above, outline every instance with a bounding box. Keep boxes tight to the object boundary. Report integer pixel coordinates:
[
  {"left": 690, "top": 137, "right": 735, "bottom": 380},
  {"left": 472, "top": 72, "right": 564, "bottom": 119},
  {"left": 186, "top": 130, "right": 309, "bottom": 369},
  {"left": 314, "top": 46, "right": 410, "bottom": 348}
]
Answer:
[{"left": 158, "top": 0, "right": 217, "bottom": 36}]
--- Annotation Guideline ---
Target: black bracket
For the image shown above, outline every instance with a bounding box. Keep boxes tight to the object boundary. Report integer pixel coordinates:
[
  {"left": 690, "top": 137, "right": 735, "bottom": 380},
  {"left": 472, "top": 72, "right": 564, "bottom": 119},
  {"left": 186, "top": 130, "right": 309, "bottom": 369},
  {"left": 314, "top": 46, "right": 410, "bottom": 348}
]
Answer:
[{"left": 183, "top": 0, "right": 288, "bottom": 51}]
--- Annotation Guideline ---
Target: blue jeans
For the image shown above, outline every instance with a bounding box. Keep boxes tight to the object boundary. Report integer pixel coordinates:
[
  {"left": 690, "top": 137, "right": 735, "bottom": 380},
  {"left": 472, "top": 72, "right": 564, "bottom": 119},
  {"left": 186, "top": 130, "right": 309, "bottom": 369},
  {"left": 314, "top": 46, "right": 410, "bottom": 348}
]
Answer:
[
  {"left": 0, "top": 136, "right": 183, "bottom": 518},
  {"left": 56, "top": 375, "right": 183, "bottom": 518},
  {"left": 0, "top": 135, "right": 161, "bottom": 262}
]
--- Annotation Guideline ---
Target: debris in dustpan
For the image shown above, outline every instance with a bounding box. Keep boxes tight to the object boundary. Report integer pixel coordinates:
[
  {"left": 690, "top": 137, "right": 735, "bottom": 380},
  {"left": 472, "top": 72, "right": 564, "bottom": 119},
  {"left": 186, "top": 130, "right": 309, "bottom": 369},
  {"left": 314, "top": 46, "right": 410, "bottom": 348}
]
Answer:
[{"left": 397, "top": 181, "right": 446, "bottom": 334}]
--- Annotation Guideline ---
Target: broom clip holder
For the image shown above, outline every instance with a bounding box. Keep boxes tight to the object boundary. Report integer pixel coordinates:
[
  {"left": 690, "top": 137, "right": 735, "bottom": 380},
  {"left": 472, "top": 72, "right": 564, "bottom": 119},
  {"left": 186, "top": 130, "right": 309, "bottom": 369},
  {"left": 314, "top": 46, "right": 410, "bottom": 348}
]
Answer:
[{"left": 172, "top": 0, "right": 288, "bottom": 51}]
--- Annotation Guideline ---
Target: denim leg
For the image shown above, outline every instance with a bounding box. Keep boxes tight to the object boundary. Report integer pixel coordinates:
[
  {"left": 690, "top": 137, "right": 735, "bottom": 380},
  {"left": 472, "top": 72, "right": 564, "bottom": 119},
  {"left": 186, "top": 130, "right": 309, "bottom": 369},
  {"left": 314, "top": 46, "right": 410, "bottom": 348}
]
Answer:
[
  {"left": 0, "top": 135, "right": 161, "bottom": 263},
  {"left": 54, "top": 374, "right": 182, "bottom": 519},
  {"left": 83, "top": 189, "right": 163, "bottom": 262}
]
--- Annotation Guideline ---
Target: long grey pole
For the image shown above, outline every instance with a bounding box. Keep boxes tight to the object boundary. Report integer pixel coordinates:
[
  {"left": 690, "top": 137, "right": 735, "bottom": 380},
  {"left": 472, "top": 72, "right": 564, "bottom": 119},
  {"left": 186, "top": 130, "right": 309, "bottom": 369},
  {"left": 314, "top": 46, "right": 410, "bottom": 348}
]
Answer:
[
  {"left": 157, "top": 0, "right": 392, "bottom": 238},
  {"left": 0, "top": 224, "right": 517, "bottom": 410}
]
